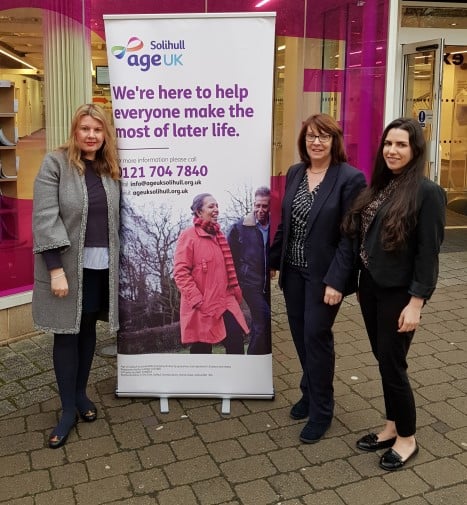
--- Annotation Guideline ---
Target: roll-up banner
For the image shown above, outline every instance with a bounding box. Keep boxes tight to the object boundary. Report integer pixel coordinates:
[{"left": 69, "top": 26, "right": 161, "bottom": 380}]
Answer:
[{"left": 104, "top": 13, "right": 276, "bottom": 401}]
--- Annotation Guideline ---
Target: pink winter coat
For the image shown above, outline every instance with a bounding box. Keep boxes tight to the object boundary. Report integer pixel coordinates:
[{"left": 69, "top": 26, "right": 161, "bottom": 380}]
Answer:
[{"left": 174, "top": 225, "right": 249, "bottom": 344}]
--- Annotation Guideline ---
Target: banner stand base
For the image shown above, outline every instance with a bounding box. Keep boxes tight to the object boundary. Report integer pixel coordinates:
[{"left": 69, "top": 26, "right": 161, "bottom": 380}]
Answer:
[
  {"left": 221, "top": 398, "right": 231, "bottom": 415},
  {"left": 160, "top": 397, "right": 169, "bottom": 413},
  {"left": 158, "top": 396, "right": 230, "bottom": 415}
]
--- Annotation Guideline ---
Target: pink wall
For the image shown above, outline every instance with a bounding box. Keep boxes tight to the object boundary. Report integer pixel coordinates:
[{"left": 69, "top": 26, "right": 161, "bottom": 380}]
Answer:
[{"left": 0, "top": 0, "right": 389, "bottom": 295}]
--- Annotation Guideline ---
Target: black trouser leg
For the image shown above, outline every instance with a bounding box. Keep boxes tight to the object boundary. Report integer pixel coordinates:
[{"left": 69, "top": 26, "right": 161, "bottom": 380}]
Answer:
[
  {"left": 243, "top": 288, "right": 271, "bottom": 355},
  {"left": 52, "top": 333, "right": 79, "bottom": 436},
  {"left": 222, "top": 310, "right": 245, "bottom": 354},
  {"left": 190, "top": 342, "right": 213, "bottom": 353},
  {"left": 75, "top": 312, "right": 98, "bottom": 413},
  {"left": 359, "top": 268, "right": 416, "bottom": 436},
  {"left": 283, "top": 266, "right": 340, "bottom": 424}
]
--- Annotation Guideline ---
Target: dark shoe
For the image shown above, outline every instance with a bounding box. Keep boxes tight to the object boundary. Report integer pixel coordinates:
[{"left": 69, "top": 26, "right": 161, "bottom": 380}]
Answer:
[
  {"left": 299, "top": 421, "right": 330, "bottom": 444},
  {"left": 48, "top": 416, "right": 78, "bottom": 449},
  {"left": 290, "top": 397, "right": 309, "bottom": 420},
  {"left": 78, "top": 407, "right": 97, "bottom": 423},
  {"left": 356, "top": 433, "right": 397, "bottom": 452},
  {"left": 379, "top": 443, "right": 419, "bottom": 471}
]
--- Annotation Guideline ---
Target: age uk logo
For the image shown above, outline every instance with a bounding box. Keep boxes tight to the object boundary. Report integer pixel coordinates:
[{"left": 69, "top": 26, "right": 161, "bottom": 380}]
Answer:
[{"left": 111, "top": 36, "right": 184, "bottom": 72}]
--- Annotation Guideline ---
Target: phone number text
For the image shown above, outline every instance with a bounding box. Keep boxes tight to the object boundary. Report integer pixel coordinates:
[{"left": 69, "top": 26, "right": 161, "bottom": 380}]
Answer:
[{"left": 121, "top": 165, "right": 208, "bottom": 178}]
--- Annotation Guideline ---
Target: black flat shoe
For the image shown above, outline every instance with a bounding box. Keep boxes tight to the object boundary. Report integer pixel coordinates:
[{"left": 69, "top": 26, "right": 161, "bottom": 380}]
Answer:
[
  {"left": 48, "top": 433, "right": 69, "bottom": 449},
  {"left": 356, "top": 433, "right": 397, "bottom": 452},
  {"left": 48, "top": 416, "right": 78, "bottom": 449},
  {"left": 379, "top": 443, "right": 419, "bottom": 471},
  {"left": 78, "top": 407, "right": 97, "bottom": 422},
  {"left": 290, "top": 397, "right": 309, "bottom": 420},
  {"left": 299, "top": 421, "right": 330, "bottom": 444}
]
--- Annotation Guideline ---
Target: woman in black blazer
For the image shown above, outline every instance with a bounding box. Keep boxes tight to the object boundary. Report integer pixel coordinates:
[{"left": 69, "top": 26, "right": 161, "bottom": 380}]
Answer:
[
  {"left": 270, "top": 114, "right": 366, "bottom": 444},
  {"left": 343, "top": 118, "right": 446, "bottom": 471}
]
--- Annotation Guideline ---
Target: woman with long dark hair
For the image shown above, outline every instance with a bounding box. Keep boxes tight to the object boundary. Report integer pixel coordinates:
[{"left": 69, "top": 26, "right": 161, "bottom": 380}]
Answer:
[{"left": 343, "top": 117, "right": 446, "bottom": 470}]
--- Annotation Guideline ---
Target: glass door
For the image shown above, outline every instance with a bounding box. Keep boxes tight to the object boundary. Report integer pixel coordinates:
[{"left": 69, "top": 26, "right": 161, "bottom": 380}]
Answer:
[{"left": 401, "top": 39, "right": 444, "bottom": 183}]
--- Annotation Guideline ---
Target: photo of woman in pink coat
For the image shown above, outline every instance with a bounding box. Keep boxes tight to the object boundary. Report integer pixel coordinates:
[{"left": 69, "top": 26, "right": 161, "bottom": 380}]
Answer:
[{"left": 174, "top": 193, "right": 249, "bottom": 354}]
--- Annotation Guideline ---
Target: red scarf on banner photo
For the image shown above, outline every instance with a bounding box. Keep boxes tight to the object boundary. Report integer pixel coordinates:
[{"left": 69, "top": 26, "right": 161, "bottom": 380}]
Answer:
[{"left": 193, "top": 217, "right": 239, "bottom": 289}]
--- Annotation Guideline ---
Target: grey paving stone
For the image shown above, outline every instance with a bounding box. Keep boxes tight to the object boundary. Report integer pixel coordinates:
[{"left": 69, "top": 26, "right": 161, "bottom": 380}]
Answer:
[
  {"left": 382, "top": 470, "right": 430, "bottom": 498},
  {"left": 301, "top": 459, "right": 361, "bottom": 490},
  {"left": 111, "top": 420, "right": 151, "bottom": 449},
  {"left": 234, "top": 479, "right": 279, "bottom": 505},
  {"left": 128, "top": 467, "right": 169, "bottom": 494},
  {"left": 192, "top": 476, "right": 235, "bottom": 505},
  {"left": 0, "top": 470, "right": 51, "bottom": 502},
  {"left": 220, "top": 454, "right": 277, "bottom": 483},
  {"left": 302, "top": 489, "right": 346, "bottom": 505},
  {"left": 156, "top": 485, "right": 199, "bottom": 505},
  {"left": 34, "top": 488, "right": 76, "bottom": 505},
  {"left": 238, "top": 432, "right": 278, "bottom": 455},
  {"left": 0, "top": 431, "right": 44, "bottom": 456},
  {"left": 146, "top": 418, "right": 195, "bottom": 443},
  {"left": 207, "top": 439, "right": 247, "bottom": 463},
  {"left": 268, "top": 447, "right": 309, "bottom": 472},
  {"left": 170, "top": 435, "right": 208, "bottom": 460},
  {"left": 414, "top": 458, "right": 467, "bottom": 488},
  {"left": 164, "top": 454, "right": 220, "bottom": 486},
  {"left": 197, "top": 418, "right": 248, "bottom": 443},
  {"left": 137, "top": 442, "right": 176, "bottom": 469},
  {"left": 268, "top": 471, "right": 313, "bottom": 500},
  {"left": 86, "top": 451, "right": 142, "bottom": 480},
  {"left": 0, "top": 399, "right": 16, "bottom": 416},
  {"left": 50, "top": 462, "right": 89, "bottom": 488},
  {"left": 65, "top": 435, "right": 119, "bottom": 463},
  {"left": 336, "top": 477, "right": 400, "bottom": 505},
  {"left": 74, "top": 475, "right": 133, "bottom": 505},
  {"left": 0, "top": 452, "right": 30, "bottom": 477}
]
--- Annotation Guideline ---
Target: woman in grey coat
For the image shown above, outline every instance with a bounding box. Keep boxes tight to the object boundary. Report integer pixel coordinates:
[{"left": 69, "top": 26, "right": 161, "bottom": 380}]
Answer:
[{"left": 32, "top": 104, "right": 120, "bottom": 448}]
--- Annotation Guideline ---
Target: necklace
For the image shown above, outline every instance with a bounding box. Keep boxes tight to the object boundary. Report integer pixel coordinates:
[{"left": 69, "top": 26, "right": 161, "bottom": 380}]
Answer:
[{"left": 308, "top": 167, "right": 328, "bottom": 174}]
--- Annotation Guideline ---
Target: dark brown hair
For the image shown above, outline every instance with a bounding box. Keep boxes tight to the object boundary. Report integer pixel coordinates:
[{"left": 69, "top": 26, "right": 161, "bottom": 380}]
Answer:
[
  {"left": 343, "top": 117, "right": 425, "bottom": 250},
  {"left": 297, "top": 113, "right": 347, "bottom": 166}
]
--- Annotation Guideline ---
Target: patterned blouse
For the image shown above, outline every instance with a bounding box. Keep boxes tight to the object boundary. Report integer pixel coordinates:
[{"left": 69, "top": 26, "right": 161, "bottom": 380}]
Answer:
[
  {"left": 360, "top": 177, "right": 402, "bottom": 267},
  {"left": 286, "top": 172, "right": 320, "bottom": 268}
]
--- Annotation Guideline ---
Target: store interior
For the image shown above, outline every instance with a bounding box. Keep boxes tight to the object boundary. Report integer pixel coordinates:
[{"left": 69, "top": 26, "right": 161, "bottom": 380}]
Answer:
[{"left": 1, "top": 5, "right": 467, "bottom": 222}]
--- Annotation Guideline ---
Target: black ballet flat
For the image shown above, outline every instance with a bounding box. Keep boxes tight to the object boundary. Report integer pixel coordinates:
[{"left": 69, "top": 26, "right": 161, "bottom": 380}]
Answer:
[
  {"left": 379, "top": 443, "right": 419, "bottom": 471},
  {"left": 48, "top": 416, "right": 78, "bottom": 449},
  {"left": 356, "top": 433, "right": 397, "bottom": 452},
  {"left": 78, "top": 407, "right": 98, "bottom": 422}
]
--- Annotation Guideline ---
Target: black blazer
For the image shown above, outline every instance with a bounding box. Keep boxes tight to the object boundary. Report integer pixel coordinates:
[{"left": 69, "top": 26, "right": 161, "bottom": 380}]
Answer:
[
  {"left": 270, "top": 161, "right": 366, "bottom": 294},
  {"left": 362, "top": 177, "right": 446, "bottom": 299}
]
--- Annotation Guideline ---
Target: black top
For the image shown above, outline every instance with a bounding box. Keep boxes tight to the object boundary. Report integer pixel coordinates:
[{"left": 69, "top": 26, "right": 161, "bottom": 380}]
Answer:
[{"left": 42, "top": 159, "right": 109, "bottom": 270}]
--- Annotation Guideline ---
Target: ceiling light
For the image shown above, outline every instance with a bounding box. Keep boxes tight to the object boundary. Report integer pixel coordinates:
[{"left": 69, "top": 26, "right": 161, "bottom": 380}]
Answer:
[
  {"left": 256, "top": 0, "right": 271, "bottom": 7},
  {"left": 0, "top": 49, "right": 37, "bottom": 70}
]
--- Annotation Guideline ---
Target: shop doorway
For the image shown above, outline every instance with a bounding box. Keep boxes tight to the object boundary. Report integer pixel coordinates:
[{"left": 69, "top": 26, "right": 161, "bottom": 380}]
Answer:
[{"left": 402, "top": 40, "right": 467, "bottom": 217}]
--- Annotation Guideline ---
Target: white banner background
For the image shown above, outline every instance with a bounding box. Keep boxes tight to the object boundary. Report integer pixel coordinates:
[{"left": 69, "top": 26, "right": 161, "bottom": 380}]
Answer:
[{"left": 104, "top": 13, "right": 275, "bottom": 398}]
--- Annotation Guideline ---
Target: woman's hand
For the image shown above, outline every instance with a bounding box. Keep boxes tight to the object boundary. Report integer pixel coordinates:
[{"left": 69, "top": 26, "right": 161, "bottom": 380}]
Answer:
[
  {"left": 50, "top": 269, "right": 69, "bottom": 298},
  {"left": 324, "top": 286, "right": 343, "bottom": 306},
  {"left": 398, "top": 296, "right": 423, "bottom": 332}
]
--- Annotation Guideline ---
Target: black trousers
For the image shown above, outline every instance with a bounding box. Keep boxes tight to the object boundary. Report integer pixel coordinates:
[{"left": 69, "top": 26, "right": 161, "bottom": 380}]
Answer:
[
  {"left": 190, "top": 311, "right": 245, "bottom": 354},
  {"left": 359, "top": 268, "right": 416, "bottom": 437},
  {"left": 283, "top": 265, "right": 341, "bottom": 424},
  {"left": 242, "top": 287, "right": 271, "bottom": 355}
]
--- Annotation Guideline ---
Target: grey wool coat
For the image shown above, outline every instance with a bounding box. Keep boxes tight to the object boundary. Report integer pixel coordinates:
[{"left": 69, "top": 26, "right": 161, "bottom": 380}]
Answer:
[{"left": 32, "top": 150, "right": 120, "bottom": 334}]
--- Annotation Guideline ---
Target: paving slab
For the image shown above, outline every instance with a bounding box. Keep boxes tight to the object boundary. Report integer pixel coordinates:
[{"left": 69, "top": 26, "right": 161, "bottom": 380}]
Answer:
[{"left": 0, "top": 242, "right": 466, "bottom": 504}]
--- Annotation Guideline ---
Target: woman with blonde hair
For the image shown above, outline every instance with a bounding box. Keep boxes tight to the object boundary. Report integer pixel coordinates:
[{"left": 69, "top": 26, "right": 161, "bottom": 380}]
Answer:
[{"left": 32, "top": 104, "right": 120, "bottom": 448}]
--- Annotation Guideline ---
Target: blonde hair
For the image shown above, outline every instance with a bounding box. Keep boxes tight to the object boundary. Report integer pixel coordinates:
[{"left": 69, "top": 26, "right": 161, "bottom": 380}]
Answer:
[{"left": 59, "top": 103, "right": 120, "bottom": 180}]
